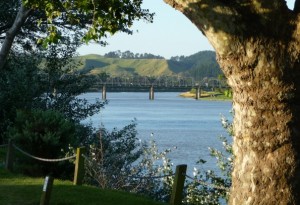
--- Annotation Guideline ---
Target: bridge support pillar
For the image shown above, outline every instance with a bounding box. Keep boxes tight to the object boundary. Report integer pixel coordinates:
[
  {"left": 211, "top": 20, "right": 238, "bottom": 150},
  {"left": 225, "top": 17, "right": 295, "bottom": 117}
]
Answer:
[
  {"left": 195, "top": 86, "right": 201, "bottom": 100},
  {"left": 102, "top": 85, "right": 107, "bottom": 100},
  {"left": 149, "top": 85, "right": 154, "bottom": 100}
]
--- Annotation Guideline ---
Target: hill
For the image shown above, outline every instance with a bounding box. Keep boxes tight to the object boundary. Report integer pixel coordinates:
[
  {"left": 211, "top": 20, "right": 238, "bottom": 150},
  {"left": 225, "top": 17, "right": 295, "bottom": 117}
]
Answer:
[{"left": 76, "top": 51, "right": 222, "bottom": 80}]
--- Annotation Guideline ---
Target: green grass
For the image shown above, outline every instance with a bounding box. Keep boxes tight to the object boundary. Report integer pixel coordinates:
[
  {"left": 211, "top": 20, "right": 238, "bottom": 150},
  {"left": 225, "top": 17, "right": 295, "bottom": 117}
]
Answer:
[{"left": 0, "top": 169, "right": 166, "bottom": 205}]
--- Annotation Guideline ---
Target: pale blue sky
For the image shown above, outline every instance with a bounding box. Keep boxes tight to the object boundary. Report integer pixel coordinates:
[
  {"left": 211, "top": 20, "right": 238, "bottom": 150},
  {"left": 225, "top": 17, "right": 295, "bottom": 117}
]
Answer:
[{"left": 77, "top": 0, "right": 295, "bottom": 59}]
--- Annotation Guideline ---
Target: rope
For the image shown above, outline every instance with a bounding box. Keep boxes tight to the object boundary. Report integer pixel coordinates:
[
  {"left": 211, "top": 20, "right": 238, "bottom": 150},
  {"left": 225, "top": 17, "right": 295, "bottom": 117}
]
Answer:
[
  {"left": 126, "top": 173, "right": 175, "bottom": 179},
  {"left": 0, "top": 144, "right": 8, "bottom": 148},
  {"left": 13, "top": 144, "right": 76, "bottom": 162},
  {"left": 185, "top": 174, "right": 230, "bottom": 191}
]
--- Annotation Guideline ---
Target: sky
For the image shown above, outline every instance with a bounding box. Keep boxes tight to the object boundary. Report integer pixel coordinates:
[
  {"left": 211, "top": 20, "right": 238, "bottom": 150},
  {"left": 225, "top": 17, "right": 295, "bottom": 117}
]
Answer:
[{"left": 77, "top": 0, "right": 295, "bottom": 59}]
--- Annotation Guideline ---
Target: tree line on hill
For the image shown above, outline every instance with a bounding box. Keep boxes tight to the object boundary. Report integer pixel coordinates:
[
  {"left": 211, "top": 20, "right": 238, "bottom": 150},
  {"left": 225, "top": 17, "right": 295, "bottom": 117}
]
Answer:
[
  {"left": 104, "top": 50, "right": 165, "bottom": 59},
  {"left": 168, "top": 51, "right": 222, "bottom": 81}
]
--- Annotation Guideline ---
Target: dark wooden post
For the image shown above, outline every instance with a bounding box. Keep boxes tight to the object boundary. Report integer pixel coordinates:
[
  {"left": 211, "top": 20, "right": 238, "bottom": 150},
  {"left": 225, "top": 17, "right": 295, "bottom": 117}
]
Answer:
[
  {"left": 170, "top": 164, "right": 187, "bottom": 205},
  {"left": 149, "top": 85, "right": 154, "bottom": 100},
  {"left": 195, "top": 86, "right": 201, "bottom": 100},
  {"left": 102, "top": 84, "right": 107, "bottom": 100},
  {"left": 40, "top": 176, "right": 54, "bottom": 205},
  {"left": 5, "top": 139, "right": 14, "bottom": 171},
  {"left": 73, "top": 147, "right": 85, "bottom": 185}
]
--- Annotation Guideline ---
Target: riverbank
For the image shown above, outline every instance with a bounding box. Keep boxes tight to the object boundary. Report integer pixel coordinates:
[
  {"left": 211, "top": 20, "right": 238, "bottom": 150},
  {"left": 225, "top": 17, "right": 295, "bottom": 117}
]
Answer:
[{"left": 179, "top": 91, "right": 232, "bottom": 101}]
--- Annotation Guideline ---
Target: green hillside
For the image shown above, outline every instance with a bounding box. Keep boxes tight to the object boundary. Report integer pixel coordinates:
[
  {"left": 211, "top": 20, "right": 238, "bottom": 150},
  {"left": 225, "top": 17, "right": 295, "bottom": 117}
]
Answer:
[
  {"left": 76, "top": 51, "right": 222, "bottom": 79},
  {"left": 76, "top": 54, "right": 172, "bottom": 77}
]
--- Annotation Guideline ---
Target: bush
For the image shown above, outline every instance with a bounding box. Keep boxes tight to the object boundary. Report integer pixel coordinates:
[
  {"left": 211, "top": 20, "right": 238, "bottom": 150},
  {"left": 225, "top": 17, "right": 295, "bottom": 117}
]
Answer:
[
  {"left": 84, "top": 123, "right": 175, "bottom": 202},
  {"left": 8, "top": 109, "right": 77, "bottom": 178},
  {"left": 85, "top": 121, "right": 144, "bottom": 188}
]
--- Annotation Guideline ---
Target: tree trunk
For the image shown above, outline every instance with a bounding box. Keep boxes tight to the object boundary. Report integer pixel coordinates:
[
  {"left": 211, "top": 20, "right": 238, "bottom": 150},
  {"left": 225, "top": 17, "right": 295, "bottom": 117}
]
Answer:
[
  {"left": 163, "top": 0, "right": 300, "bottom": 204},
  {"left": 0, "top": 5, "right": 31, "bottom": 70},
  {"left": 217, "top": 41, "right": 300, "bottom": 204}
]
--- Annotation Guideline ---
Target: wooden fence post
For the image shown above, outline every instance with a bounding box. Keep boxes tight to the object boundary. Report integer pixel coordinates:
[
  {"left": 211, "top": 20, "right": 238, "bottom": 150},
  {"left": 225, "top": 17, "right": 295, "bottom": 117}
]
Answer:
[
  {"left": 195, "top": 86, "right": 201, "bottom": 100},
  {"left": 102, "top": 84, "right": 107, "bottom": 100},
  {"left": 5, "top": 139, "right": 14, "bottom": 171},
  {"left": 170, "top": 164, "right": 187, "bottom": 205},
  {"left": 40, "top": 176, "right": 54, "bottom": 205},
  {"left": 73, "top": 147, "right": 85, "bottom": 185},
  {"left": 149, "top": 85, "right": 154, "bottom": 100}
]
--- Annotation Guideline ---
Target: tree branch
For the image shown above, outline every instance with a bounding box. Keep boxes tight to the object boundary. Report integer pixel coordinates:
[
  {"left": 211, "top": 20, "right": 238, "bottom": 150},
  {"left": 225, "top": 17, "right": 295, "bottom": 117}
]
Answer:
[
  {"left": 0, "top": 4, "right": 31, "bottom": 70},
  {"left": 295, "top": 0, "right": 300, "bottom": 13},
  {"left": 163, "top": 0, "right": 293, "bottom": 56}
]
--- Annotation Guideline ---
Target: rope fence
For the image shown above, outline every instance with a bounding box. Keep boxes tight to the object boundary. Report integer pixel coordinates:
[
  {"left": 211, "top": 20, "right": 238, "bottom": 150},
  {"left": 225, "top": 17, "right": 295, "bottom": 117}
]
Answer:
[
  {"left": 82, "top": 154, "right": 175, "bottom": 180},
  {"left": 3, "top": 143, "right": 230, "bottom": 205},
  {"left": 3, "top": 141, "right": 85, "bottom": 186},
  {"left": 13, "top": 144, "right": 76, "bottom": 162},
  {"left": 127, "top": 173, "right": 175, "bottom": 179},
  {"left": 185, "top": 174, "right": 230, "bottom": 191}
]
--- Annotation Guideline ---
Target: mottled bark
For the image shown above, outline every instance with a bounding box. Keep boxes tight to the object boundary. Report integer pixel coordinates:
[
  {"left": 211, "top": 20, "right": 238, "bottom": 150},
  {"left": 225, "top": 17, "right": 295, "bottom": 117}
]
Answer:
[
  {"left": 164, "top": 0, "right": 300, "bottom": 204},
  {"left": 0, "top": 5, "right": 31, "bottom": 70},
  {"left": 218, "top": 40, "right": 300, "bottom": 204}
]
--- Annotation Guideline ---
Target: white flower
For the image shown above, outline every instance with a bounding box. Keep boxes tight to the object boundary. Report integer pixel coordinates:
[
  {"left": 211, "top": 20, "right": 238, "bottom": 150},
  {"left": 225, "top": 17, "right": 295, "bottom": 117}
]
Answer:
[{"left": 193, "top": 167, "right": 198, "bottom": 176}]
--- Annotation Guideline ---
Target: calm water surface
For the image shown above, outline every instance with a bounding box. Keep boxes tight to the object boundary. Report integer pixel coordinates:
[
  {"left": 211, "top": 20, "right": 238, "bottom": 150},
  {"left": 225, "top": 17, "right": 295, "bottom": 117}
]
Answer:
[{"left": 81, "top": 92, "right": 232, "bottom": 173}]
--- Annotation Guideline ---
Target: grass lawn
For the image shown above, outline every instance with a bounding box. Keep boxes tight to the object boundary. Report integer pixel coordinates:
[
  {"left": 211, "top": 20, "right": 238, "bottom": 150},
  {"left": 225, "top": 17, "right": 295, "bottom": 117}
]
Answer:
[{"left": 0, "top": 168, "right": 166, "bottom": 205}]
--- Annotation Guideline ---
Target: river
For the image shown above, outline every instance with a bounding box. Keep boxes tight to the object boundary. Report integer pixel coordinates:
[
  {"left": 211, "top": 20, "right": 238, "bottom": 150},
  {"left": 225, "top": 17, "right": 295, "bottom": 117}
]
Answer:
[{"left": 81, "top": 92, "right": 232, "bottom": 174}]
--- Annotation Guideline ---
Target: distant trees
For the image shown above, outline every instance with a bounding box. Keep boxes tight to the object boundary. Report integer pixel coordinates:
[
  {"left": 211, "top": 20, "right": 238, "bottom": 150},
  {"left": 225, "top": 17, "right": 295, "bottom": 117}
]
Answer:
[
  {"left": 104, "top": 50, "right": 165, "bottom": 59},
  {"left": 168, "top": 51, "right": 222, "bottom": 81}
]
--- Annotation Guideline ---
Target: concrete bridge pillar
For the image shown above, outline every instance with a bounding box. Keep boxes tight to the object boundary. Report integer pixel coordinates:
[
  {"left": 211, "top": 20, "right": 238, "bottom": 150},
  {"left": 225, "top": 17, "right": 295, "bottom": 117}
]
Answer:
[
  {"left": 149, "top": 85, "right": 154, "bottom": 100},
  {"left": 195, "top": 86, "right": 201, "bottom": 100},
  {"left": 102, "top": 85, "right": 107, "bottom": 100}
]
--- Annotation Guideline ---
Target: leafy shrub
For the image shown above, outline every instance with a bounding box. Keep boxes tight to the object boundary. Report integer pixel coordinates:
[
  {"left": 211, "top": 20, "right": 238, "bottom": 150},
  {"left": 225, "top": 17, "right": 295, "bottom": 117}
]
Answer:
[
  {"left": 84, "top": 123, "right": 175, "bottom": 201},
  {"left": 84, "top": 121, "right": 144, "bottom": 188},
  {"left": 8, "top": 109, "right": 77, "bottom": 178}
]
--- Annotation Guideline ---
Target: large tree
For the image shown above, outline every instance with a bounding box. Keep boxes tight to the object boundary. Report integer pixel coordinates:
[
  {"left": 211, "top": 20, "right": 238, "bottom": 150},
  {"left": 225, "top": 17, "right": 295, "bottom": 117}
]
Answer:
[
  {"left": 163, "top": 0, "right": 300, "bottom": 204},
  {"left": 0, "top": 0, "right": 153, "bottom": 70}
]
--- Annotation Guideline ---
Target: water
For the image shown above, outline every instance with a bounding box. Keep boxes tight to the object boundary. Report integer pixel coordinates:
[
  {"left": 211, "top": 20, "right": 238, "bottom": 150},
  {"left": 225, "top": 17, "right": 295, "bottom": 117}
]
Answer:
[{"left": 81, "top": 92, "right": 232, "bottom": 174}]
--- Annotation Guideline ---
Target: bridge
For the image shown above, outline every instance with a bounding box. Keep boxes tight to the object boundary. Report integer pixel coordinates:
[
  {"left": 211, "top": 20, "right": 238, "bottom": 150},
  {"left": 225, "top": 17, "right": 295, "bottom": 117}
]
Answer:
[{"left": 92, "top": 76, "right": 225, "bottom": 100}]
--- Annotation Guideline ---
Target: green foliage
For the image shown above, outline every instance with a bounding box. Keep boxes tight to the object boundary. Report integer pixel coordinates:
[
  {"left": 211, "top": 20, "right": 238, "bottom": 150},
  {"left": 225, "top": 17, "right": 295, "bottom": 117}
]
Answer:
[
  {"left": 0, "top": 36, "right": 105, "bottom": 144},
  {"left": 104, "top": 50, "right": 164, "bottom": 59},
  {"left": 168, "top": 51, "right": 223, "bottom": 80},
  {"left": 85, "top": 121, "right": 144, "bottom": 188},
  {"left": 21, "top": 0, "right": 153, "bottom": 46},
  {"left": 223, "top": 89, "right": 232, "bottom": 98},
  {"left": 84, "top": 123, "right": 175, "bottom": 202},
  {"left": 0, "top": 52, "right": 43, "bottom": 143},
  {"left": 0, "top": 36, "right": 104, "bottom": 177},
  {"left": 8, "top": 109, "right": 77, "bottom": 177},
  {"left": 133, "top": 140, "right": 175, "bottom": 202}
]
